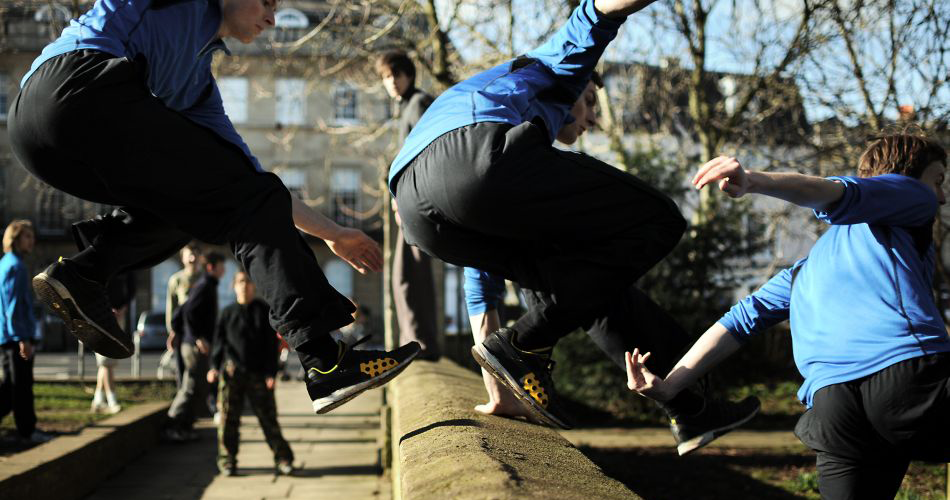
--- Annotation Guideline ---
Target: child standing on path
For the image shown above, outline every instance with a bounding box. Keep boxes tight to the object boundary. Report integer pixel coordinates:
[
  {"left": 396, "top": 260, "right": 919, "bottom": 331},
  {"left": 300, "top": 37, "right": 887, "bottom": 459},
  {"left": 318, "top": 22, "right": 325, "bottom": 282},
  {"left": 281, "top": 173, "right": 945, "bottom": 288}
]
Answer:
[{"left": 209, "top": 270, "right": 293, "bottom": 476}]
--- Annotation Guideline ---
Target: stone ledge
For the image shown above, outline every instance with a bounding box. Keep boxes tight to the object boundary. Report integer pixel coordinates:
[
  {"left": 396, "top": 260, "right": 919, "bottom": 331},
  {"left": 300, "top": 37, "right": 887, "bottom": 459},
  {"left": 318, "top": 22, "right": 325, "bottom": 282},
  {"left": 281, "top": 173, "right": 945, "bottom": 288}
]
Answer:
[
  {"left": 389, "top": 359, "right": 640, "bottom": 500},
  {"left": 0, "top": 401, "right": 170, "bottom": 500}
]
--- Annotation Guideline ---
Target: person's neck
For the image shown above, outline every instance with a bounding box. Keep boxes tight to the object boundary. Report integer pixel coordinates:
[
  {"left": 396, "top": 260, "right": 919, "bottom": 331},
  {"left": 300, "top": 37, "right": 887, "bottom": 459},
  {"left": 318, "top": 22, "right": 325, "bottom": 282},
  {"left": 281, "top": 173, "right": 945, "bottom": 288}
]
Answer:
[{"left": 398, "top": 86, "right": 416, "bottom": 102}]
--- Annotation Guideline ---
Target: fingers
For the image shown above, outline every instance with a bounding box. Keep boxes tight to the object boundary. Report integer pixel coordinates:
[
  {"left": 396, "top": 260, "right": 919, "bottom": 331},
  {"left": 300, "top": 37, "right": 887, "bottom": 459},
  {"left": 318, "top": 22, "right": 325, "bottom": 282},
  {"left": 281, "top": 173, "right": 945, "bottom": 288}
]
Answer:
[{"left": 691, "top": 156, "right": 741, "bottom": 190}]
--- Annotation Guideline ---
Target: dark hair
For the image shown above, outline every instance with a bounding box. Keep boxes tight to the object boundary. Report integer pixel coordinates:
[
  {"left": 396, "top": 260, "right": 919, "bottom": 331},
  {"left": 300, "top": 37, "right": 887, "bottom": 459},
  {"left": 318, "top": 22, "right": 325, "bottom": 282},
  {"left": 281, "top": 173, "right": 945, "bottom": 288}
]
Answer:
[
  {"left": 202, "top": 251, "right": 226, "bottom": 268},
  {"left": 858, "top": 132, "right": 946, "bottom": 179},
  {"left": 589, "top": 70, "right": 603, "bottom": 88},
  {"left": 375, "top": 50, "right": 416, "bottom": 85}
]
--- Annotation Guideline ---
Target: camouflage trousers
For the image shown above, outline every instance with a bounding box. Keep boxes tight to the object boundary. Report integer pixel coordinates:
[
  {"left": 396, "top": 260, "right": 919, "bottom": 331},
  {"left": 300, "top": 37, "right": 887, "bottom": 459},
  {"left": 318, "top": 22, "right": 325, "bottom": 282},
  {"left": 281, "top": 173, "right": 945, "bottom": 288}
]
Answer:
[{"left": 217, "top": 361, "right": 293, "bottom": 468}]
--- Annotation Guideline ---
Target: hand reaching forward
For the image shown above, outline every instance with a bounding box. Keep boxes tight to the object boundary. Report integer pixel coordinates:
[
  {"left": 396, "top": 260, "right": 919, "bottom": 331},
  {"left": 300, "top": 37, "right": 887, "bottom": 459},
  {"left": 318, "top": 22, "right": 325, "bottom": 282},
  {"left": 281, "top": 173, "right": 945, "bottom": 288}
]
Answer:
[
  {"left": 326, "top": 227, "right": 383, "bottom": 274},
  {"left": 624, "top": 348, "right": 670, "bottom": 401},
  {"left": 691, "top": 156, "right": 750, "bottom": 198}
]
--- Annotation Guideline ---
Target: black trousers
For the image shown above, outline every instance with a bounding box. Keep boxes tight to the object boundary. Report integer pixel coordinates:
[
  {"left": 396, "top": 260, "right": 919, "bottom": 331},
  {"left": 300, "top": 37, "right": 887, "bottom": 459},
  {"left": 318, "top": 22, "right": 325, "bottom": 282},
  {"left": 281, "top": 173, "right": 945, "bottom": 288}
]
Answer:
[
  {"left": 0, "top": 343, "right": 37, "bottom": 438},
  {"left": 393, "top": 226, "right": 440, "bottom": 357},
  {"left": 395, "top": 121, "right": 687, "bottom": 355},
  {"left": 794, "top": 353, "right": 950, "bottom": 500},
  {"left": 9, "top": 50, "right": 352, "bottom": 357}
]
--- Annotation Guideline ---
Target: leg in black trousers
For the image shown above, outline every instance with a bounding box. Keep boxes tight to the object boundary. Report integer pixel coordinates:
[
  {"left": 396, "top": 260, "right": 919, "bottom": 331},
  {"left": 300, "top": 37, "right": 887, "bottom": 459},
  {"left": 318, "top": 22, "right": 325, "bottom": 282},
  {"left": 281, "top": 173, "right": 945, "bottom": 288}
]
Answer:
[
  {"left": 0, "top": 343, "right": 37, "bottom": 438},
  {"left": 395, "top": 121, "right": 686, "bottom": 351},
  {"left": 392, "top": 227, "right": 440, "bottom": 359},
  {"left": 9, "top": 50, "right": 350, "bottom": 360}
]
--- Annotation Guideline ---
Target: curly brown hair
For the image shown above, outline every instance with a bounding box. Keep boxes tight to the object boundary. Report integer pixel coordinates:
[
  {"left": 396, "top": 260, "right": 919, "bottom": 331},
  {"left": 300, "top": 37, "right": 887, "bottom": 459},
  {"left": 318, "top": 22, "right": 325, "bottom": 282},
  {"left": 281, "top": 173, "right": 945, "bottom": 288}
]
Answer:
[{"left": 857, "top": 132, "right": 946, "bottom": 179}]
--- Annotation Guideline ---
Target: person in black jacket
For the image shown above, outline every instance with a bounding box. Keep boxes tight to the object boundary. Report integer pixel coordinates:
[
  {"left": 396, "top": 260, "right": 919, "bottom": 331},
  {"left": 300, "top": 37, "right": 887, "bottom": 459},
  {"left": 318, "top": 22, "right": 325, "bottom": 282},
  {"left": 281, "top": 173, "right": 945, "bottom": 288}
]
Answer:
[
  {"left": 208, "top": 270, "right": 293, "bottom": 476},
  {"left": 375, "top": 50, "right": 440, "bottom": 360},
  {"left": 165, "top": 252, "right": 225, "bottom": 441}
]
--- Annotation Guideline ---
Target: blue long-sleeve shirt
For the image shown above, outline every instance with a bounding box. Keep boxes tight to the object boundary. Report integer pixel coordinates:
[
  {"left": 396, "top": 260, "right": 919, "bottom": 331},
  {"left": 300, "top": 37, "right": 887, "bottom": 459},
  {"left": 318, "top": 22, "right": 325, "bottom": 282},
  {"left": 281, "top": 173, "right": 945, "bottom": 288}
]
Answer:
[
  {"left": 0, "top": 252, "right": 36, "bottom": 344},
  {"left": 21, "top": 0, "right": 263, "bottom": 172},
  {"left": 719, "top": 174, "right": 950, "bottom": 407},
  {"left": 387, "top": 0, "right": 625, "bottom": 192}
]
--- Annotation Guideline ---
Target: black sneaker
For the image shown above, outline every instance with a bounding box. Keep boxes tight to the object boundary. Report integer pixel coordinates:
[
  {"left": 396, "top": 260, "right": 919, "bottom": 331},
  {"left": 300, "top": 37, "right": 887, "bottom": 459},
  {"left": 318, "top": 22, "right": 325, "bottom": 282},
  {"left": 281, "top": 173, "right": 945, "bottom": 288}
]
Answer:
[
  {"left": 670, "top": 395, "right": 760, "bottom": 456},
  {"left": 33, "top": 258, "right": 132, "bottom": 359},
  {"left": 305, "top": 336, "right": 420, "bottom": 414},
  {"left": 471, "top": 328, "right": 572, "bottom": 430},
  {"left": 218, "top": 461, "right": 238, "bottom": 476}
]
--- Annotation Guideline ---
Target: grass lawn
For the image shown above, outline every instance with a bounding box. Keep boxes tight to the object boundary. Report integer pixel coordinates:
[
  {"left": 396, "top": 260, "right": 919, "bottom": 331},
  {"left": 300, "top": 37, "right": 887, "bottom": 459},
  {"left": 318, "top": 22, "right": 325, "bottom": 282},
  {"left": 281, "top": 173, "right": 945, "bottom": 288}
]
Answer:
[{"left": 0, "top": 381, "right": 176, "bottom": 456}]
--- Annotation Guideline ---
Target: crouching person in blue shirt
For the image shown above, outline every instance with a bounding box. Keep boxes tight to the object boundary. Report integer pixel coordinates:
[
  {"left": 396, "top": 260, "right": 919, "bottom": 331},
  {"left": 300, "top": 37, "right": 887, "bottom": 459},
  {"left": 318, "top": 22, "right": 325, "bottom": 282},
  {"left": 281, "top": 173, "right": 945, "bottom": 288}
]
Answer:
[
  {"left": 390, "top": 0, "right": 758, "bottom": 451},
  {"left": 625, "top": 134, "right": 950, "bottom": 499}
]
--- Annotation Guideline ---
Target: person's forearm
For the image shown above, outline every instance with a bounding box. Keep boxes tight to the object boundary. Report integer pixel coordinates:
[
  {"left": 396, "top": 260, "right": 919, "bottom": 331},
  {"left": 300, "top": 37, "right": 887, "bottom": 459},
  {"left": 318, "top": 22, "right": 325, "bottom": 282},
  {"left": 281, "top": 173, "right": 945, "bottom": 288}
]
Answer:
[
  {"left": 746, "top": 171, "right": 844, "bottom": 211},
  {"left": 291, "top": 195, "right": 344, "bottom": 240},
  {"left": 594, "top": 0, "right": 657, "bottom": 18},
  {"left": 660, "top": 322, "right": 743, "bottom": 399}
]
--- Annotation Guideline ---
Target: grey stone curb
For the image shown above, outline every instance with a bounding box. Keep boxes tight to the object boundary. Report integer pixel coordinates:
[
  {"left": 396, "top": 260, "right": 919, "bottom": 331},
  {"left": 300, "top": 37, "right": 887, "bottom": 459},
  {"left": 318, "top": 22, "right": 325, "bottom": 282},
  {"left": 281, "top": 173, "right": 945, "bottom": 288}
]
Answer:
[
  {"left": 389, "top": 358, "right": 641, "bottom": 500},
  {"left": 0, "top": 401, "right": 170, "bottom": 500}
]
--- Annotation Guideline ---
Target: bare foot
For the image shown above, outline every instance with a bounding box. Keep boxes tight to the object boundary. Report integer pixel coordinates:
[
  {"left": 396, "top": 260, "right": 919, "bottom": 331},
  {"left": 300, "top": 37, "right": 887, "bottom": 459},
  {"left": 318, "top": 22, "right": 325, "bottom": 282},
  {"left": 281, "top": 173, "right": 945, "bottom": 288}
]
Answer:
[{"left": 474, "top": 400, "right": 535, "bottom": 420}]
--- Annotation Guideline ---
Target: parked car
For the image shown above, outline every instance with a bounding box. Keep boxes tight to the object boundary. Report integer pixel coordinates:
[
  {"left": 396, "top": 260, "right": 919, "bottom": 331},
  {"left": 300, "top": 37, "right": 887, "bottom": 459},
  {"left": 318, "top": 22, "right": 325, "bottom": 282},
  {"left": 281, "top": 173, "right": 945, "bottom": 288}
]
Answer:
[{"left": 135, "top": 312, "right": 169, "bottom": 351}]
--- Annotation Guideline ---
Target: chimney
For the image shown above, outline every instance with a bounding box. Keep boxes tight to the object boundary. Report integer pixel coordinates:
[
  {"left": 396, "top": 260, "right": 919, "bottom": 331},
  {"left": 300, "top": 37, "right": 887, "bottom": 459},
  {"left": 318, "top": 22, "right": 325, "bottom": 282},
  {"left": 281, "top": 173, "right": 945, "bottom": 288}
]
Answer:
[{"left": 898, "top": 104, "right": 915, "bottom": 122}]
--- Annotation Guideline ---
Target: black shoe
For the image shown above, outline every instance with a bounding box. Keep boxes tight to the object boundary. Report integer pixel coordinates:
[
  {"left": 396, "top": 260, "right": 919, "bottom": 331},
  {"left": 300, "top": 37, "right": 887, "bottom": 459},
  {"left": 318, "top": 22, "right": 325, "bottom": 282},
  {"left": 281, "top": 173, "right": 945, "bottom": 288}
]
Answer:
[
  {"left": 218, "top": 461, "right": 238, "bottom": 476},
  {"left": 305, "top": 336, "right": 420, "bottom": 414},
  {"left": 33, "top": 258, "right": 132, "bottom": 358},
  {"left": 670, "top": 395, "right": 760, "bottom": 456},
  {"left": 471, "top": 328, "right": 572, "bottom": 430}
]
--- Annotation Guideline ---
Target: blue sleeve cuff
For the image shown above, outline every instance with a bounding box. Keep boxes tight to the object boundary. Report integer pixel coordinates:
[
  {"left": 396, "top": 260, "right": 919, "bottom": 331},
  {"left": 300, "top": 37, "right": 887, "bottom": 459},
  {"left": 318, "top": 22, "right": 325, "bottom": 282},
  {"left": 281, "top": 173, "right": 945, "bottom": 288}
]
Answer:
[
  {"left": 813, "top": 176, "right": 856, "bottom": 224},
  {"left": 463, "top": 268, "right": 507, "bottom": 316},
  {"left": 584, "top": 0, "right": 626, "bottom": 29}
]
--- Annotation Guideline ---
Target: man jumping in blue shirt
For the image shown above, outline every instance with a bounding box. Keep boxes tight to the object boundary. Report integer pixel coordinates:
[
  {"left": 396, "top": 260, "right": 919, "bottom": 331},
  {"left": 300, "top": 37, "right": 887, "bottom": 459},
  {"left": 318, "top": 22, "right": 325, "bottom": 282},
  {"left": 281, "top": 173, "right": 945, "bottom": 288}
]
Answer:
[
  {"left": 626, "top": 134, "right": 950, "bottom": 497},
  {"left": 389, "top": 0, "right": 758, "bottom": 450},
  {"left": 9, "top": 0, "right": 420, "bottom": 415}
]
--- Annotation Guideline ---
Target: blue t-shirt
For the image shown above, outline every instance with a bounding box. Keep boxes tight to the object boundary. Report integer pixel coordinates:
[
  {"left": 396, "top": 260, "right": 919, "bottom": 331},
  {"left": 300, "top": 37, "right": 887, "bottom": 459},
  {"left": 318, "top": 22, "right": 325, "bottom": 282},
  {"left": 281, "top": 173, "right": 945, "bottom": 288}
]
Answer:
[
  {"left": 387, "top": 0, "right": 625, "bottom": 193},
  {"left": 718, "top": 174, "right": 950, "bottom": 407},
  {"left": 0, "top": 252, "right": 36, "bottom": 344},
  {"left": 21, "top": 0, "right": 262, "bottom": 172}
]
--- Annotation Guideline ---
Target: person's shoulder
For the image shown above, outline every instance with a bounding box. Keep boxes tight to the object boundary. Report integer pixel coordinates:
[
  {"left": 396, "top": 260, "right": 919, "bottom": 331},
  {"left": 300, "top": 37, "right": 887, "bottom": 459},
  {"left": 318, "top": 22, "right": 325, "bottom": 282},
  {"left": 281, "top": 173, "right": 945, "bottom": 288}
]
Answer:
[
  {"left": 409, "top": 90, "right": 434, "bottom": 107},
  {"left": 0, "top": 252, "right": 23, "bottom": 271}
]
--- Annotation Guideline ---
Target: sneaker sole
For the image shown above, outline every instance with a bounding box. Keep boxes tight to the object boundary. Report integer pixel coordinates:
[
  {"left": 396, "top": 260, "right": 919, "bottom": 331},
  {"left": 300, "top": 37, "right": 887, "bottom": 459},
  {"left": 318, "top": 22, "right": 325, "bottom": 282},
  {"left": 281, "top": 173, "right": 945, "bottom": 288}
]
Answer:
[
  {"left": 676, "top": 401, "right": 761, "bottom": 456},
  {"left": 311, "top": 348, "right": 420, "bottom": 414},
  {"left": 471, "top": 343, "right": 571, "bottom": 430},
  {"left": 33, "top": 272, "right": 133, "bottom": 359}
]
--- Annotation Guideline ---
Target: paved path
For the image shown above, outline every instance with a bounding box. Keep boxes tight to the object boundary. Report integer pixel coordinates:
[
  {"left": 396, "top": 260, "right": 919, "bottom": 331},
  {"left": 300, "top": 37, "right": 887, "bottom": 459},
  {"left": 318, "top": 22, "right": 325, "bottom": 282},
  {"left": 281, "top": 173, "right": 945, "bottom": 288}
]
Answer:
[{"left": 84, "top": 381, "right": 390, "bottom": 500}]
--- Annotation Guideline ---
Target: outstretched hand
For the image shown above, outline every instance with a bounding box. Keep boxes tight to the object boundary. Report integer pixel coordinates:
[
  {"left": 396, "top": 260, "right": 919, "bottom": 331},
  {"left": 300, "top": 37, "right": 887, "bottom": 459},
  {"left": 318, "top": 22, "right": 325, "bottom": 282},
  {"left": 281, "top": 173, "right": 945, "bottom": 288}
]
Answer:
[
  {"left": 326, "top": 227, "right": 383, "bottom": 274},
  {"left": 624, "top": 348, "right": 669, "bottom": 401},
  {"left": 691, "top": 156, "right": 750, "bottom": 198}
]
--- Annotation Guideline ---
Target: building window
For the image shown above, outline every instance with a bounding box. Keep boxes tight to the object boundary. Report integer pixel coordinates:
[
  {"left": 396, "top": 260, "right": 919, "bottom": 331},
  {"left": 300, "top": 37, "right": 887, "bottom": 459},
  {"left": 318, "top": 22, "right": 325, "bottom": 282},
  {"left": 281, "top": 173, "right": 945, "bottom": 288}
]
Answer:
[
  {"left": 443, "top": 264, "right": 469, "bottom": 335},
  {"left": 333, "top": 84, "right": 358, "bottom": 125},
  {"left": 218, "top": 77, "right": 248, "bottom": 124},
  {"left": 277, "top": 168, "right": 307, "bottom": 199},
  {"left": 275, "top": 8, "right": 309, "bottom": 28},
  {"left": 36, "top": 188, "right": 68, "bottom": 235},
  {"left": 324, "top": 259, "right": 354, "bottom": 299},
  {"left": 330, "top": 168, "right": 360, "bottom": 227},
  {"left": 0, "top": 73, "right": 9, "bottom": 121},
  {"left": 276, "top": 78, "right": 307, "bottom": 126}
]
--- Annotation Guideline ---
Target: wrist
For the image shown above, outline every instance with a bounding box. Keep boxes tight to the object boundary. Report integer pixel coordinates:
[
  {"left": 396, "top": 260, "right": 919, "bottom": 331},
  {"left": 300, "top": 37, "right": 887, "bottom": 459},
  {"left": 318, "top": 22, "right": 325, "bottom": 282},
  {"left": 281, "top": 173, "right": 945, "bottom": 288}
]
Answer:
[{"left": 745, "top": 170, "right": 767, "bottom": 195}]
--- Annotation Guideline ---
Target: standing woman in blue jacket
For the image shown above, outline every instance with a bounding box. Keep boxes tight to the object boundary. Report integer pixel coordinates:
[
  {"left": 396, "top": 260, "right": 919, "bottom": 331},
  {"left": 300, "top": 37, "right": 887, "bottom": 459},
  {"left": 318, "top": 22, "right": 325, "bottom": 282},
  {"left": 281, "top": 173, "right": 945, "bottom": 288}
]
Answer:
[
  {"left": 626, "top": 135, "right": 950, "bottom": 499},
  {"left": 389, "top": 0, "right": 758, "bottom": 451},
  {"left": 8, "top": 0, "right": 420, "bottom": 415},
  {"left": 0, "top": 220, "right": 50, "bottom": 444}
]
